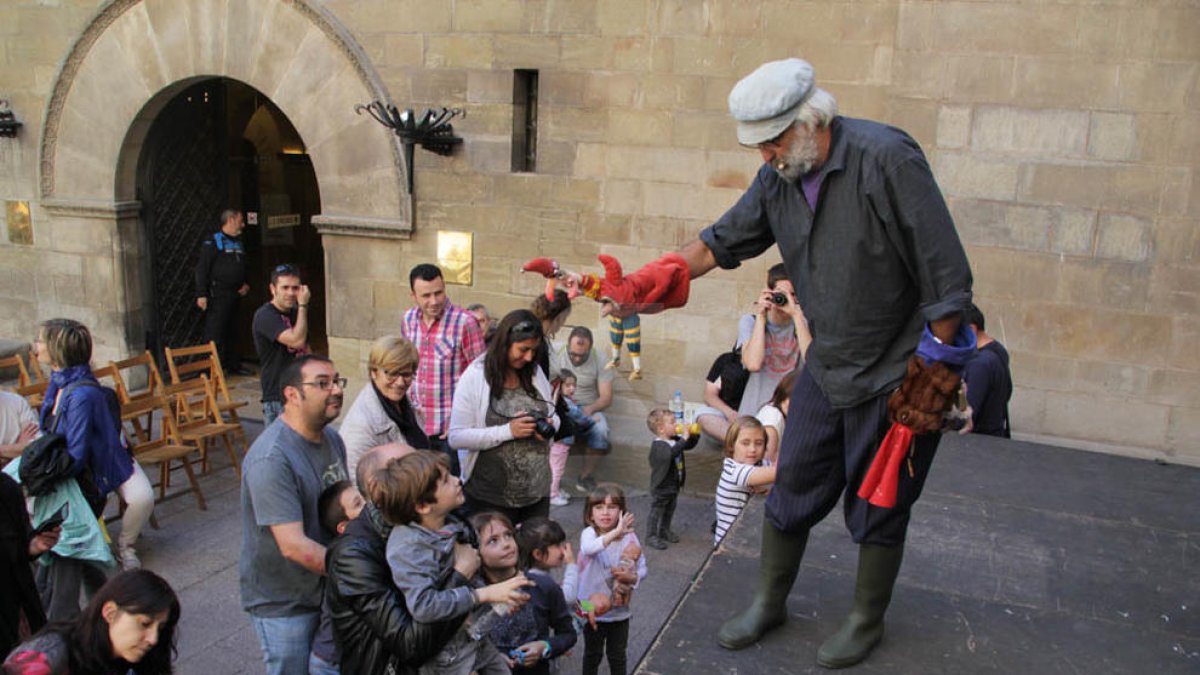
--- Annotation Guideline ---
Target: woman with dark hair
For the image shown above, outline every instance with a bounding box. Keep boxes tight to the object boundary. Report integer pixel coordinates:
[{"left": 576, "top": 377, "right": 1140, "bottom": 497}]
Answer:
[
  {"left": 530, "top": 289, "right": 572, "bottom": 378},
  {"left": 448, "top": 310, "right": 559, "bottom": 526},
  {"left": 33, "top": 319, "right": 154, "bottom": 619},
  {"left": 3, "top": 569, "right": 181, "bottom": 674},
  {"left": 339, "top": 335, "right": 431, "bottom": 480}
]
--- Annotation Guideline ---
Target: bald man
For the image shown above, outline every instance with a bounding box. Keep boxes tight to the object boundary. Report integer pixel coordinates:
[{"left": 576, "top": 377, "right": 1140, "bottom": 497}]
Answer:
[{"left": 325, "top": 443, "right": 461, "bottom": 675}]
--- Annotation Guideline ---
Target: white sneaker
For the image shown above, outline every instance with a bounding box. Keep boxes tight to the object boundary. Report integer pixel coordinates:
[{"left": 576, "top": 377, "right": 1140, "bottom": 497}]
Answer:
[
  {"left": 118, "top": 545, "right": 141, "bottom": 569},
  {"left": 550, "top": 494, "right": 570, "bottom": 507}
]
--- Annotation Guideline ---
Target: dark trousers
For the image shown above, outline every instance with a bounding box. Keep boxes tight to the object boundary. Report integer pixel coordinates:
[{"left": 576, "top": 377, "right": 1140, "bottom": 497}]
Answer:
[
  {"left": 583, "top": 618, "right": 629, "bottom": 675},
  {"left": 462, "top": 493, "right": 550, "bottom": 530},
  {"left": 648, "top": 490, "right": 678, "bottom": 538},
  {"left": 204, "top": 292, "right": 241, "bottom": 370},
  {"left": 36, "top": 554, "right": 108, "bottom": 622},
  {"left": 766, "top": 366, "right": 942, "bottom": 546},
  {"left": 431, "top": 435, "right": 462, "bottom": 480}
]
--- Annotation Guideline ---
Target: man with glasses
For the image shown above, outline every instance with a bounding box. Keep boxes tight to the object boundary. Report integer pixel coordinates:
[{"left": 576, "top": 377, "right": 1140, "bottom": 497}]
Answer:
[
  {"left": 550, "top": 326, "right": 613, "bottom": 492},
  {"left": 253, "top": 263, "right": 312, "bottom": 425},
  {"left": 240, "top": 354, "right": 349, "bottom": 674},
  {"left": 401, "top": 264, "right": 485, "bottom": 477}
]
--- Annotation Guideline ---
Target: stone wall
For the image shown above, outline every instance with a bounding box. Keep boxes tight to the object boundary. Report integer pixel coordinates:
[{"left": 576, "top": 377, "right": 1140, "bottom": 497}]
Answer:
[{"left": 1, "top": 0, "right": 1196, "bottom": 463}]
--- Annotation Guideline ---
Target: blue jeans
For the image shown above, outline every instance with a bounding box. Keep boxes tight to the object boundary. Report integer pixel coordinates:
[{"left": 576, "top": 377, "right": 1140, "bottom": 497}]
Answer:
[
  {"left": 308, "top": 652, "right": 340, "bottom": 675},
  {"left": 262, "top": 400, "right": 283, "bottom": 426},
  {"left": 565, "top": 412, "right": 610, "bottom": 453},
  {"left": 250, "top": 612, "right": 320, "bottom": 675}
]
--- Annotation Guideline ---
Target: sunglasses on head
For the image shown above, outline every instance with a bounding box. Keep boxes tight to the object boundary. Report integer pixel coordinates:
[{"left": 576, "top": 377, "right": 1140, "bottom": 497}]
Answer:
[{"left": 511, "top": 320, "right": 540, "bottom": 340}]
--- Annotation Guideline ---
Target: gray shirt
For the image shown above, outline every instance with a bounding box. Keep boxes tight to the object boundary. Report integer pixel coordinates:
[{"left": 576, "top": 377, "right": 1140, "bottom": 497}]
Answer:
[
  {"left": 735, "top": 313, "right": 799, "bottom": 416},
  {"left": 240, "top": 419, "right": 348, "bottom": 617},
  {"left": 386, "top": 520, "right": 476, "bottom": 623},
  {"left": 700, "top": 116, "right": 972, "bottom": 407}
]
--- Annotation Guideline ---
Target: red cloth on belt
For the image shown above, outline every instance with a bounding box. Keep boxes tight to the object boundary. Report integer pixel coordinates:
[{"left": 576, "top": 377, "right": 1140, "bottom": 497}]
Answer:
[{"left": 857, "top": 423, "right": 914, "bottom": 508}]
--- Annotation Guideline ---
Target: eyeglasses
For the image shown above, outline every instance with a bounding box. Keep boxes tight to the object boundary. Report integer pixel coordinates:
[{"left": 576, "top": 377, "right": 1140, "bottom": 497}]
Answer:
[
  {"left": 301, "top": 377, "right": 347, "bottom": 391},
  {"left": 379, "top": 368, "right": 415, "bottom": 382},
  {"left": 511, "top": 320, "right": 540, "bottom": 340}
]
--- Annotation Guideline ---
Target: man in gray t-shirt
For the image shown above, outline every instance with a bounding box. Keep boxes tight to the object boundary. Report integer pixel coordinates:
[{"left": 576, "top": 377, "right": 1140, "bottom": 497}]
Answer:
[
  {"left": 549, "top": 326, "right": 613, "bottom": 492},
  {"left": 240, "top": 354, "right": 348, "bottom": 675}
]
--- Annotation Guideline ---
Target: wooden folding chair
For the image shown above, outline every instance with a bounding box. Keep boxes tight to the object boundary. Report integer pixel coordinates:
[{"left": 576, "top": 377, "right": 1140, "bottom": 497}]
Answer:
[
  {"left": 163, "top": 342, "right": 249, "bottom": 425},
  {"left": 164, "top": 375, "right": 244, "bottom": 478},
  {"left": 0, "top": 354, "right": 32, "bottom": 388},
  {"left": 16, "top": 380, "right": 47, "bottom": 410},
  {"left": 119, "top": 396, "right": 206, "bottom": 510},
  {"left": 110, "top": 352, "right": 168, "bottom": 443}
]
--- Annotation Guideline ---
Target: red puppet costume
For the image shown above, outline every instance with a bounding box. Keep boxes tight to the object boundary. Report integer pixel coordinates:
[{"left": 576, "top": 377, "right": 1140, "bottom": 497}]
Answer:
[{"left": 525, "top": 57, "right": 973, "bottom": 670}]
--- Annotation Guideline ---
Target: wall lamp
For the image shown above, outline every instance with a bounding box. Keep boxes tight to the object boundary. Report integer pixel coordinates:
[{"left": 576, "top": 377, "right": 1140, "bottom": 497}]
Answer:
[
  {"left": 0, "top": 99, "right": 22, "bottom": 138},
  {"left": 355, "top": 102, "right": 465, "bottom": 194}
]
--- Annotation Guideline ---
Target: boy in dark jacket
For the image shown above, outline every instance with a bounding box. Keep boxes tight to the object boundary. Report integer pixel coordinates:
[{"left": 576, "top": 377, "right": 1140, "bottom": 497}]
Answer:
[{"left": 645, "top": 409, "right": 699, "bottom": 549}]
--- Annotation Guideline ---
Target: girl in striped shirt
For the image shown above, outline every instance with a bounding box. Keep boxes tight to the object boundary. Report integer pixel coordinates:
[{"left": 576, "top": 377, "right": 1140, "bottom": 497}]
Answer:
[{"left": 714, "top": 417, "right": 777, "bottom": 546}]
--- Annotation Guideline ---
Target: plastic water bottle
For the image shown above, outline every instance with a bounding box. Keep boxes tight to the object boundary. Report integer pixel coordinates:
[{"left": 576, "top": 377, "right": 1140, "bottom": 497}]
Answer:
[
  {"left": 467, "top": 601, "right": 509, "bottom": 641},
  {"left": 670, "top": 390, "right": 685, "bottom": 426}
]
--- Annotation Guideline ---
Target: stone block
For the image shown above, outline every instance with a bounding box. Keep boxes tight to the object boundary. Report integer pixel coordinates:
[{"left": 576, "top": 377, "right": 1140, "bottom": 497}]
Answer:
[
  {"left": 1095, "top": 213, "right": 1152, "bottom": 263},
  {"left": 541, "top": 0, "right": 596, "bottom": 33},
  {"left": 604, "top": 144, "right": 703, "bottom": 184},
  {"left": 971, "top": 107, "right": 1088, "bottom": 158},
  {"left": 1167, "top": 407, "right": 1200, "bottom": 461},
  {"left": 671, "top": 37, "right": 735, "bottom": 78},
  {"left": 1021, "top": 303, "right": 1172, "bottom": 366},
  {"left": 1042, "top": 390, "right": 1167, "bottom": 449},
  {"left": 706, "top": 0, "right": 762, "bottom": 36},
  {"left": 426, "top": 35, "right": 494, "bottom": 69},
  {"left": 573, "top": 143, "right": 607, "bottom": 178},
  {"left": 632, "top": 217, "right": 684, "bottom": 250},
  {"left": 537, "top": 140, "right": 577, "bottom": 176},
  {"left": 606, "top": 109, "right": 674, "bottom": 147},
  {"left": 937, "top": 106, "right": 972, "bottom": 149},
  {"left": 582, "top": 72, "right": 639, "bottom": 108},
  {"left": 596, "top": 0, "right": 649, "bottom": 36},
  {"left": 1071, "top": 360, "right": 1150, "bottom": 400},
  {"left": 415, "top": 170, "right": 494, "bottom": 204},
  {"left": 672, "top": 112, "right": 739, "bottom": 151},
  {"left": 934, "top": 152, "right": 1020, "bottom": 201},
  {"left": 384, "top": 34, "right": 424, "bottom": 66},
  {"left": 641, "top": 182, "right": 721, "bottom": 221},
  {"left": 639, "top": 74, "right": 705, "bottom": 111},
  {"left": 885, "top": 97, "right": 938, "bottom": 151},
  {"left": 1013, "top": 57, "right": 1121, "bottom": 109},
  {"left": 654, "top": 0, "right": 705, "bottom": 35},
  {"left": 543, "top": 107, "right": 608, "bottom": 143},
  {"left": 465, "top": 139, "right": 511, "bottom": 174},
  {"left": 407, "top": 69, "right": 468, "bottom": 102},
  {"left": 1150, "top": 218, "right": 1200, "bottom": 267},
  {"left": 453, "top": 0, "right": 524, "bottom": 32},
  {"left": 578, "top": 212, "right": 632, "bottom": 246},
  {"left": 945, "top": 54, "right": 1015, "bottom": 103},
  {"left": 1047, "top": 208, "right": 1096, "bottom": 257},
  {"left": 1169, "top": 316, "right": 1200, "bottom": 371},
  {"left": 1118, "top": 62, "right": 1198, "bottom": 112},
  {"left": 1087, "top": 112, "right": 1137, "bottom": 162},
  {"left": 493, "top": 35, "right": 561, "bottom": 69},
  {"left": 603, "top": 179, "right": 642, "bottom": 216},
  {"left": 816, "top": 43, "right": 888, "bottom": 84},
  {"left": 1159, "top": 167, "right": 1191, "bottom": 219},
  {"left": 761, "top": 1, "right": 837, "bottom": 44},
  {"left": 1008, "top": 350, "right": 1075, "bottom": 391},
  {"left": 1019, "top": 164, "right": 1162, "bottom": 215},
  {"left": 954, "top": 201, "right": 1056, "bottom": 252},
  {"left": 561, "top": 37, "right": 615, "bottom": 70},
  {"left": 1147, "top": 369, "right": 1200, "bottom": 409}
]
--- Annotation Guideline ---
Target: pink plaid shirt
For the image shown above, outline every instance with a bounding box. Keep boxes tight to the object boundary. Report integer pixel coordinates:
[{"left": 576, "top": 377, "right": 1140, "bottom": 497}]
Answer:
[{"left": 402, "top": 301, "right": 486, "bottom": 437}]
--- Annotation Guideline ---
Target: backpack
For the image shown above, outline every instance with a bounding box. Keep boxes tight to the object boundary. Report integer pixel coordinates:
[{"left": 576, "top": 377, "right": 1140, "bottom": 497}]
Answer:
[{"left": 710, "top": 345, "right": 750, "bottom": 411}]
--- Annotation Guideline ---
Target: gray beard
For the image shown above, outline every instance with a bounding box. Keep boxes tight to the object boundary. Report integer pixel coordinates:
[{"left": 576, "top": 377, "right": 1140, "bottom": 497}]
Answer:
[{"left": 773, "top": 133, "right": 820, "bottom": 183}]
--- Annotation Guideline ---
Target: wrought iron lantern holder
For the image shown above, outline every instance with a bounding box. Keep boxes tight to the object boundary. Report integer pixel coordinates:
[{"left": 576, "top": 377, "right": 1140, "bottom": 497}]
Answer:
[{"left": 355, "top": 102, "right": 465, "bottom": 194}]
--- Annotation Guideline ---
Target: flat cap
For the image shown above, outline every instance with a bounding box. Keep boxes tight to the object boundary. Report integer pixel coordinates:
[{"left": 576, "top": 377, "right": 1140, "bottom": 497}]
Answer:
[{"left": 728, "top": 58, "right": 815, "bottom": 145}]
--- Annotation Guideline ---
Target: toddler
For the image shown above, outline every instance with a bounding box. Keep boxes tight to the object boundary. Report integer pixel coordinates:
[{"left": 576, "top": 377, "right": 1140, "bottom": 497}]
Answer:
[
  {"left": 549, "top": 370, "right": 596, "bottom": 506},
  {"left": 379, "top": 450, "right": 532, "bottom": 675},
  {"left": 577, "top": 483, "right": 647, "bottom": 675},
  {"left": 714, "top": 417, "right": 777, "bottom": 546},
  {"left": 310, "top": 480, "right": 366, "bottom": 674},
  {"left": 645, "top": 409, "right": 699, "bottom": 550},
  {"left": 480, "top": 514, "right": 577, "bottom": 674}
]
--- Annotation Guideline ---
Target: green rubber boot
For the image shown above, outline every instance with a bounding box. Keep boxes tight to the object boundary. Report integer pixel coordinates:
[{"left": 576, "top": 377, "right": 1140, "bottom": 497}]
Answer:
[
  {"left": 717, "top": 521, "right": 809, "bottom": 650},
  {"left": 816, "top": 543, "right": 905, "bottom": 669}
]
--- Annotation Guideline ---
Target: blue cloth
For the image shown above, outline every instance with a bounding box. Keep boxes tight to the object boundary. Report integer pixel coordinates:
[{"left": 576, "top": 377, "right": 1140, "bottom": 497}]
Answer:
[
  {"left": 251, "top": 611, "right": 320, "bottom": 675},
  {"left": 40, "top": 365, "right": 132, "bottom": 498},
  {"left": 915, "top": 322, "right": 976, "bottom": 370}
]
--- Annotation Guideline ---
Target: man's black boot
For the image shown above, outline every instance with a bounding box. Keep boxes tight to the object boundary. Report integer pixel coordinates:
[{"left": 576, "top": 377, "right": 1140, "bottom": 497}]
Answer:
[
  {"left": 816, "top": 543, "right": 905, "bottom": 669},
  {"left": 717, "top": 520, "right": 808, "bottom": 650}
]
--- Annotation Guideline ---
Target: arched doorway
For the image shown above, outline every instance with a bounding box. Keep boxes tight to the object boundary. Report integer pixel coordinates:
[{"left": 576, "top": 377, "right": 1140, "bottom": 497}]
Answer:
[{"left": 136, "top": 78, "right": 327, "bottom": 361}]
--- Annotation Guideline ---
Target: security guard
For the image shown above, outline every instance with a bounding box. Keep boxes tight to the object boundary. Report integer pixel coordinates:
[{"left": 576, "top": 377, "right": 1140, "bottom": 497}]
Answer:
[{"left": 195, "top": 209, "right": 250, "bottom": 374}]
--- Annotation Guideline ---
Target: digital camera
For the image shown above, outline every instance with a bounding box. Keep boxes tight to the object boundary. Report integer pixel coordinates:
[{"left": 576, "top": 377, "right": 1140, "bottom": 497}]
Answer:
[
  {"left": 770, "top": 291, "right": 788, "bottom": 306},
  {"left": 532, "top": 416, "right": 556, "bottom": 439}
]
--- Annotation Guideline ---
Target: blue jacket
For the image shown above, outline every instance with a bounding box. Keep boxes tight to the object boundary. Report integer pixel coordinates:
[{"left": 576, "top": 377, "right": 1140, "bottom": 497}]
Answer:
[{"left": 40, "top": 365, "right": 132, "bottom": 497}]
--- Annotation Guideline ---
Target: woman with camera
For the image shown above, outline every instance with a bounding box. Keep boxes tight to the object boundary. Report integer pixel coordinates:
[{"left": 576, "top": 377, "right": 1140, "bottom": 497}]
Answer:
[
  {"left": 738, "top": 264, "right": 811, "bottom": 417},
  {"left": 4, "top": 569, "right": 180, "bottom": 674},
  {"left": 448, "top": 310, "right": 559, "bottom": 527}
]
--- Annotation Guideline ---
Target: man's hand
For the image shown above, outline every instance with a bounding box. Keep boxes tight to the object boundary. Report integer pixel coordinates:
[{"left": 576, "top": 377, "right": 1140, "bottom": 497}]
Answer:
[
  {"left": 196, "top": 297, "right": 208, "bottom": 310},
  {"left": 238, "top": 283, "right": 250, "bottom": 296},
  {"left": 29, "top": 526, "right": 61, "bottom": 558},
  {"left": 298, "top": 284, "right": 312, "bottom": 306}
]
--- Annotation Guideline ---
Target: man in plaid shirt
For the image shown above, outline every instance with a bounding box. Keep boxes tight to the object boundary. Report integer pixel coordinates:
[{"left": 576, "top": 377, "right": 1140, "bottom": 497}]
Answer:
[{"left": 401, "top": 264, "right": 486, "bottom": 477}]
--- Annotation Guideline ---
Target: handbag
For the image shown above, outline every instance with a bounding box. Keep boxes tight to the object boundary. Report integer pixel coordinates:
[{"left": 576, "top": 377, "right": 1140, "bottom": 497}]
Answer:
[
  {"left": 711, "top": 343, "right": 750, "bottom": 411},
  {"left": 18, "top": 381, "right": 96, "bottom": 497}
]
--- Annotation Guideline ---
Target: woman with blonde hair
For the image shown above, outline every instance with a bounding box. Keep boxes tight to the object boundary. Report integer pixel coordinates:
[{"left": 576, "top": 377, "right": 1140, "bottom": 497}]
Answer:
[{"left": 339, "top": 335, "right": 430, "bottom": 479}]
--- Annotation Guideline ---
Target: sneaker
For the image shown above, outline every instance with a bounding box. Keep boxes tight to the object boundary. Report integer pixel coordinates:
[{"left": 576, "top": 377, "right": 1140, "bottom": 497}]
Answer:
[
  {"left": 118, "top": 545, "right": 141, "bottom": 570},
  {"left": 604, "top": 359, "right": 620, "bottom": 370},
  {"left": 662, "top": 529, "right": 681, "bottom": 543},
  {"left": 628, "top": 369, "right": 643, "bottom": 381},
  {"left": 575, "top": 475, "right": 597, "bottom": 493},
  {"left": 550, "top": 494, "right": 570, "bottom": 507},
  {"left": 646, "top": 536, "right": 668, "bottom": 550}
]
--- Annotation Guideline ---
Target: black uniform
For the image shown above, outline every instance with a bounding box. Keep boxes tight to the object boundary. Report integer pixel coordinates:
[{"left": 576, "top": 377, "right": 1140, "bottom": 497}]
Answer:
[{"left": 194, "top": 230, "right": 247, "bottom": 371}]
